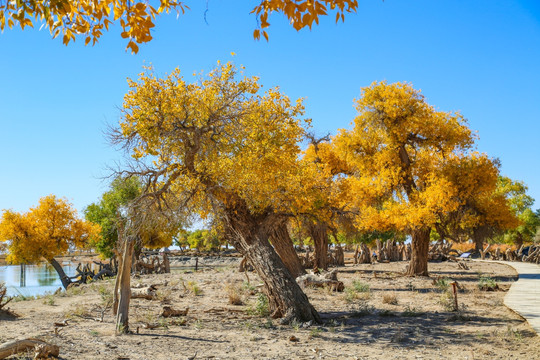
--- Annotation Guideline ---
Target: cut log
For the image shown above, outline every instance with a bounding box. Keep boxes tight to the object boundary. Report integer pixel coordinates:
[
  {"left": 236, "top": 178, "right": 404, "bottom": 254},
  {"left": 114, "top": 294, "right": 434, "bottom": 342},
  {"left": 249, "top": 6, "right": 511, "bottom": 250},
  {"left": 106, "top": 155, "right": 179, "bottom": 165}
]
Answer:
[
  {"left": 0, "top": 338, "right": 59, "bottom": 359},
  {"left": 296, "top": 273, "right": 344, "bottom": 292},
  {"left": 131, "top": 285, "right": 157, "bottom": 300},
  {"left": 161, "top": 306, "right": 189, "bottom": 318}
]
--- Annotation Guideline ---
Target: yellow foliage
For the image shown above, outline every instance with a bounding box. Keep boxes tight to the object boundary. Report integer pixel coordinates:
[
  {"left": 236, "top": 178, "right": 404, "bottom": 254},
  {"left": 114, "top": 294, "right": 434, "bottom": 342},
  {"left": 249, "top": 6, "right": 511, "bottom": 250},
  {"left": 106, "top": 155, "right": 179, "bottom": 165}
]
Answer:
[
  {"left": 1, "top": 1, "right": 358, "bottom": 52},
  {"left": 333, "top": 81, "right": 476, "bottom": 234},
  {"left": 0, "top": 195, "right": 100, "bottom": 264},
  {"left": 117, "top": 62, "right": 310, "bottom": 218},
  {"left": 440, "top": 153, "right": 519, "bottom": 234}
]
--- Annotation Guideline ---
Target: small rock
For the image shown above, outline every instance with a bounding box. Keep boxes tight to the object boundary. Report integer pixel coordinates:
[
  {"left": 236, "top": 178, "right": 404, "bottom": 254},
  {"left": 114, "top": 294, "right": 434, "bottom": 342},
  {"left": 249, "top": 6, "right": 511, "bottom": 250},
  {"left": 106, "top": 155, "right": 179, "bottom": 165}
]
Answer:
[
  {"left": 301, "top": 320, "right": 313, "bottom": 328},
  {"left": 289, "top": 335, "right": 300, "bottom": 342}
]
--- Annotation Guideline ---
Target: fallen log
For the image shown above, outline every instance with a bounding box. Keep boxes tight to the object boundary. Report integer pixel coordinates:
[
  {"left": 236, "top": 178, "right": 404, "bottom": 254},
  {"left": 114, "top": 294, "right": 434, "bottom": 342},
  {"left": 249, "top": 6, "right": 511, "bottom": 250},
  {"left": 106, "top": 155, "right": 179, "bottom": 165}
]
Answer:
[
  {"left": 161, "top": 306, "right": 189, "bottom": 318},
  {"left": 131, "top": 285, "right": 157, "bottom": 300},
  {"left": 0, "top": 338, "right": 59, "bottom": 359},
  {"left": 296, "top": 273, "right": 344, "bottom": 292}
]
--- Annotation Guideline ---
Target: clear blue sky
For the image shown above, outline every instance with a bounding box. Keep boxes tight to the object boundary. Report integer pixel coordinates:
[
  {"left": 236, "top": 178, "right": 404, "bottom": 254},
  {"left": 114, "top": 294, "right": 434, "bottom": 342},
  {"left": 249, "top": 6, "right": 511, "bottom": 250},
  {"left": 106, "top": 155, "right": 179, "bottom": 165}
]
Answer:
[{"left": 1, "top": 0, "right": 539, "bottom": 214}]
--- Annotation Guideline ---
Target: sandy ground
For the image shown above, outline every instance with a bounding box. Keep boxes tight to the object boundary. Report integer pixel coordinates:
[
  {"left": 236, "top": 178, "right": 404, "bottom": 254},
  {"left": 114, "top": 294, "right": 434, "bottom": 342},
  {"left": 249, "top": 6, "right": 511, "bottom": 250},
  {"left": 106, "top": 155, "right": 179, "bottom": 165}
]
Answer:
[{"left": 1, "top": 259, "right": 539, "bottom": 360}]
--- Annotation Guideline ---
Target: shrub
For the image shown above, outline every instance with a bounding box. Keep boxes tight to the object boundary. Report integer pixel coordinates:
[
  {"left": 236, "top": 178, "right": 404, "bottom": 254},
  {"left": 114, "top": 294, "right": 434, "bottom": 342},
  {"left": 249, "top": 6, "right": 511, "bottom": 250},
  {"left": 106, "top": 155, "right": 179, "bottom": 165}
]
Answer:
[
  {"left": 434, "top": 277, "right": 450, "bottom": 292},
  {"left": 225, "top": 283, "right": 243, "bottom": 305},
  {"left": 352, "top": 280, "right": 370, "bottom": 293},
  {"left": 42, "top": 294, "right": 55, "bottom": 306},
  {"left": 382, "top": 293, "right": 398, "bottom": 305},
  {"left": 478, "top": 275, "right": 498, "bottom": 291},
  {"left": 187, "top": 281, "right": 202, "bottom": 296},
  {"left": 248, "top": 293, "right": 270, "bottom": 317},
  {"left": 438, "top": 290, "right": 456, "bottom": 311}
]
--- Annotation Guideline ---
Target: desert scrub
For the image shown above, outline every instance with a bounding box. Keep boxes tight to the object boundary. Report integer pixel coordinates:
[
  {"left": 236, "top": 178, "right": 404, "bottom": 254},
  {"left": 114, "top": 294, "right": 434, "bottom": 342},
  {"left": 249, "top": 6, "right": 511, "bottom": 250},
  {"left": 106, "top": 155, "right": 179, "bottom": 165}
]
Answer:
[
  {"left": 241, "top": 281, "right": 257, "bottom": 296},
  {"left": 224, "top": 283, "right": 243, "bottom": 305},
  {"left": 42, "top": 294, "right": 55, "bottom": 306},
  {"left": 401, "top": 305, "right": 424, "bottom": 317},
  {"left": 65, "top": 303, "right": 92, "bottom": 319},
  {"left": 248, "top": 293, "right": 270, "bottom": 317},
  {"left": 309, "top": 328, "right": 323, "bottom": 338},
  {"left": 187, "top": 281, "right": 202, "bottom": 296},
  {"left": 156, "top": 288, "right": 172, "bottom": 302},
  {"left": 382, "top": 292, "right": 398, "bottom": 305},
  {"left": 344, "top": 280, "right": 371, "bottom": 303},
  {"left": 438, "top": 290, "right": 457, "bottom": 311},
  {"left": 352, "top": 280, "right": 370, "bottom": 293},
  {"left": 65, "top": 284, "right": 84, "bottom": 296},
  {"left": 434, "top": 277, "right": 450, "bottom": 292},
  {"left": 98, "top": 285, "right": 113, "bottom": 305},
  {"left": 478, "top": 275, "right": 498, "bottom": 291}
]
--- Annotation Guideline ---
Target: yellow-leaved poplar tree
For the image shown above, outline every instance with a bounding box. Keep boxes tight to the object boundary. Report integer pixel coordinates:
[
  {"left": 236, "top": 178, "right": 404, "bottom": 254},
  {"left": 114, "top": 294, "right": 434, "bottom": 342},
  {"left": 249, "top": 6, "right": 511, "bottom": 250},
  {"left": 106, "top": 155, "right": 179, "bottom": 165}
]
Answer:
[
  {"left": 0, "top": 195, "right": 101, "bottom": 288},
  {"left": 110, "top": 61, "right": 320, "bottom": 332},
  {"left": 334, "top": 81, "right": 475, "bottom": 276}
]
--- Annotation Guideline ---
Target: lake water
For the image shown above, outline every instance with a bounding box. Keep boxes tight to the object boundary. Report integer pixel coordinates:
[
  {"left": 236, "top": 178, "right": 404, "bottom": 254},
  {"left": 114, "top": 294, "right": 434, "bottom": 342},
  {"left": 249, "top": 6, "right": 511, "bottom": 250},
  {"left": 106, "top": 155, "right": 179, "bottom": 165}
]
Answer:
[{"left": 0, "top": 263, "right": 78, "bottom": 297}]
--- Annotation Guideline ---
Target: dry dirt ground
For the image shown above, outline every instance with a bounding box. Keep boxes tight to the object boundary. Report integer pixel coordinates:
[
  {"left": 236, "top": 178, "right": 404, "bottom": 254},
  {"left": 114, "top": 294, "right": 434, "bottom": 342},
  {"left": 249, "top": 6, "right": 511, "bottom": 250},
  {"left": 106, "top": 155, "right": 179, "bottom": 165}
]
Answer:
[{"left": 1, "top": 259, "right": 539, "bottom": 360}]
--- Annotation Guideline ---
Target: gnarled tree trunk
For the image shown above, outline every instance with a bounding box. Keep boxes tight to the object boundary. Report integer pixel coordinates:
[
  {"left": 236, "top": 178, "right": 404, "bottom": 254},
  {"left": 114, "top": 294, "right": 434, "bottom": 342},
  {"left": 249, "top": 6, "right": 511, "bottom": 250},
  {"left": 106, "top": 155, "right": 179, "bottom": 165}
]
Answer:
[
  {"left": 406, "top": 227, "right": 430, "bottom": 276},
  {"left": 271, "top": 221, "right": 306, "bottom": 278},
  {"left": 225, "top": 204, "right": 320, "bottom": 324},
  {"left": 48, "top": 258, "right": 72, "bottom": 289}
]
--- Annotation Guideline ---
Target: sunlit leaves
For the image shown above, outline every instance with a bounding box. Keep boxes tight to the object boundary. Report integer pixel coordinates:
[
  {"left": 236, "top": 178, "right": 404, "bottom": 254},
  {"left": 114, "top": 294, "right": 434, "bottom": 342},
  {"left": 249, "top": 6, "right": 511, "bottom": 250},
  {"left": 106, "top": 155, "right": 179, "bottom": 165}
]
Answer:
[
  {"left": 251, "top": 0, "right": 358, "bottom": 32},
  {"left": 1, "top": 1, "right": 358, "bottom": 52},
  {"left": 333, "top": 81, "right": 476, "bottom": 234},
  {"left": 0, "top": 0, "right": 188, "bottom": 53},
  {"left": 0, "top": 195, "right": 100, "bottom": 264},
  {"left": 117, "top": 61, "right": 309, "bottom": 219}
]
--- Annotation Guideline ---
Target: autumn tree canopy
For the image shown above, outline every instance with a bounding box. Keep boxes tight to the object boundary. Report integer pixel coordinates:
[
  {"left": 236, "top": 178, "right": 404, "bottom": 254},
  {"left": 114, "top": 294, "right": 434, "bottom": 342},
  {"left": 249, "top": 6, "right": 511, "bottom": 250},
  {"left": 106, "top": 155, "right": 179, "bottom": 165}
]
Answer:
[
  {"left": 84, "top": 176, "right": 181, "bottom": 259},
  {"left": 495, "top": 177, "right": 539, "bottom": 247},
  {"left": 0, "top": 195, "right": 100, "bottom": 288},
  {"left": 0, "top": 0, "right": 359, "bottom": 52},
  {"left": 333, "top": 81, "right": 475, "bottom": 276},
  {"left": 435, "top": 155, "right": 519, "bottom": 251}
]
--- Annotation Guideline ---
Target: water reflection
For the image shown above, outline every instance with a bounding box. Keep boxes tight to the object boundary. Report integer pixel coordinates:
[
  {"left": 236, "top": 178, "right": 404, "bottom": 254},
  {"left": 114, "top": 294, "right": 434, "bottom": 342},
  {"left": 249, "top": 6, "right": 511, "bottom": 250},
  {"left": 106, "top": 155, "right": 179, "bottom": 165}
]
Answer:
[{"left": 0, "top": 263, "right": 77, "bottom": 297}]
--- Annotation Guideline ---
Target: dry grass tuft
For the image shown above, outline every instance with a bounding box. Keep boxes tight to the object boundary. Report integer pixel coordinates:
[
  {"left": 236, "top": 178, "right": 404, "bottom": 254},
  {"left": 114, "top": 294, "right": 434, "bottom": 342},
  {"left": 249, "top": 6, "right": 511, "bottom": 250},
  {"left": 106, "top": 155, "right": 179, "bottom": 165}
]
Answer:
[
  {"left": 382, "top": 292, "right": 398, "bottom": 305},
  {"left": 224, "top": 283, "right": 243, "bottom": 305}
]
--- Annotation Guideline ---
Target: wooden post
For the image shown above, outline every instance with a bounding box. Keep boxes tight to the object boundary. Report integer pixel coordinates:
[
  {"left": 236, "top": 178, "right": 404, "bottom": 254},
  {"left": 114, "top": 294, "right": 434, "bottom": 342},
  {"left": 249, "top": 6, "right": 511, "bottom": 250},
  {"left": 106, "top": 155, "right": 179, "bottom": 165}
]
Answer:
[{"left": 451, "top": 281, "right": 458, "bottom": 312}]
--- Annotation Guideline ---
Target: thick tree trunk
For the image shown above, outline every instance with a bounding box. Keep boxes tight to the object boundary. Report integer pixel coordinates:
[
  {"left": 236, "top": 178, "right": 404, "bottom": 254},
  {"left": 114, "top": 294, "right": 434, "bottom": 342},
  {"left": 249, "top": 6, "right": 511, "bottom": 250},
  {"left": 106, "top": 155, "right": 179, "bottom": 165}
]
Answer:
[
  {"left": 271, "top": 222, "right": 306, "bottom": 278},
  {"left": 48, "top": 258, "right": 72, "bottom": 289},
  {"left": 473, "top": 229, "right": 484, "bottom": 252},
  {"left": 115, "top": 237, "right": 134, "bottom": 334},
  {"left": 406, "top": 228, "right": 431, "bottom": 276},
  {"left": 225, "top": 205, "right": 320, "bottom": 324},
  {"left": 514, "top": 233, "right": 524, "bottom": 249},
  {"left": 307, "top": 222, "right": 328, "bottom": 270}
]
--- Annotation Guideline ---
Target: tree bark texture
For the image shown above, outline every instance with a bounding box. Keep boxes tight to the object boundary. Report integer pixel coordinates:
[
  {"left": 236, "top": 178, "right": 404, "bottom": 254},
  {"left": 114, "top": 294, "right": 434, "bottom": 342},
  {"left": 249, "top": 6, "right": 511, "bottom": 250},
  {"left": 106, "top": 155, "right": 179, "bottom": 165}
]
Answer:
[
  {"left": 270, "top": 222, "right": 306, "bottom": 278},
  {"left": 224, "top": 204, "right": 320, "bottom": 324},
  {"left": 406, "top": 227, "right": 431, "bottom": 276},
  {"left": 115, "top": 237, "right": 134, "bottom": 334},
  {"left": 307, "top": 221, "right": 328, "bottom": 271},
  {"left": 48, "top": 257, "right": 72, "bottom": 289}
]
